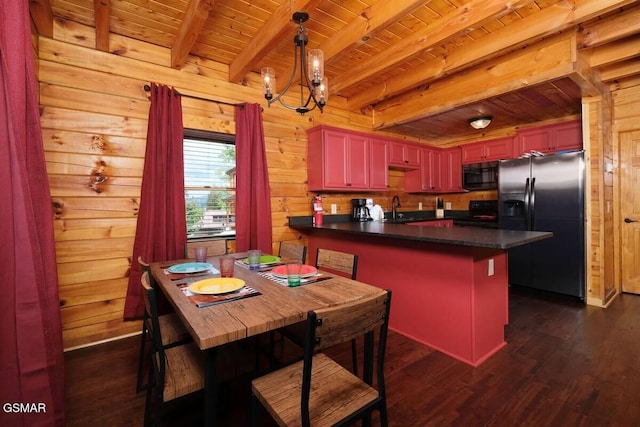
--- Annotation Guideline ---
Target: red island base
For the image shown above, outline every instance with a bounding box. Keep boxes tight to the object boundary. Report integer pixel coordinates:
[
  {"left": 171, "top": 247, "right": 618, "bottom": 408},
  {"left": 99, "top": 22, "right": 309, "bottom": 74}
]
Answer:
[{"left": 307, "top": 233, "right": 509, "bottom": 367}]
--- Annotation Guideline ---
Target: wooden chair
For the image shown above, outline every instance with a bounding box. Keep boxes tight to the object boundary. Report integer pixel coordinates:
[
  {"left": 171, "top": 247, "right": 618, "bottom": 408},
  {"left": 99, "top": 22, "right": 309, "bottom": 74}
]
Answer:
[
  {"left": 136, "top": 256, "right": 190, "bottom": 393},
  {"left": 314, "top": 247, "right": 358, "bottom": 279},
  {"left": 275, "top": 248, "right": 360, "bottom": 373},
  {"left": 278, "top": 241, "right": 307, "bottom": 263},
  {"left": 141, "top": 271, "right": 206, "bottom": 426},
  {"left": 184, "top": 239, "right": 227, "bottom": 259},
  {"left": 251, "top": 290, "right": 392, "bottom": 427}
]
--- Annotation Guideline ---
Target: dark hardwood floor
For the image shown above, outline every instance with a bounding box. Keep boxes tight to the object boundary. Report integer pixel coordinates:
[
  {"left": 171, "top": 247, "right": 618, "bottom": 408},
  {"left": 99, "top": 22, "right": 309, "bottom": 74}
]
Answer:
[{"left": 65, "top": 288, "right": 640, "bottom": 426}]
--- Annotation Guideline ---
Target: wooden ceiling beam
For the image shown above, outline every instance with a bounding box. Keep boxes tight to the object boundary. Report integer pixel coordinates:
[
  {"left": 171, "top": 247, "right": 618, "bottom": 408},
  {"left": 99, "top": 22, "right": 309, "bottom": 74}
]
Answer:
[
  {"left": 171, "top": 0, "right": 215, "bottom": 69},
  {"left": 372, "top": 33, "right": 577, "bottom": 130},
  {"left": 589, "top": 36, "right": 640, "bottom": 67},
  {"left": 599, "top": 59, "right": 640, "bottom": 82},
  {"left": 29, "top": 0, "right": 53, "bottom": 38},
  {"left": 280, "top": 0, "right": 428, "bottom": 94},
  {"left": 577, "top": 4, "right": 640, "bottom": 48},
  {"left": 348, "top": 0, "right": 636, "bottom": 110},
  {"left": 571, "top": 47, "right": 606, "bottom": 97},
  {"left": 228, "top": 0, "right": 323, "bottom": 83},
  {"left": 321, "top": 0, "right": 428, "bottom": 64},
  {"left": 94, "top": 0, "right": 111, "bottom": 52},
  {"left": 331, "top": 0, "right": 531, "bottom": 95}
]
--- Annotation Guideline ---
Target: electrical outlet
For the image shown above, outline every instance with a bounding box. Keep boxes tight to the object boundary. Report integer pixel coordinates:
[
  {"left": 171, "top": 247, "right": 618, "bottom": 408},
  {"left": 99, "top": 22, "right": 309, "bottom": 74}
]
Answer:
[
  {"left": 418, "top": 202, "right": 423, "bottom": 211},
  {"left": 331, "top": 204, "right": 337, "bottom": 214},
  {"left": 488, "top": 259, "right": 494, "bottom": 276},
  {"left": 445, "top": 202, "right": 451, "bottom": 210}
]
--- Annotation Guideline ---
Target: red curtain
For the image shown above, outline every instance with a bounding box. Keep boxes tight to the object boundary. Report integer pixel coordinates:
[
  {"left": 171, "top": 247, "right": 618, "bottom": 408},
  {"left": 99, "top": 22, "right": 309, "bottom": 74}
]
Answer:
[
  {"left": 0, "top": 1, "right": 65, "bottom": 425},
  {"left": 123, "top": 84, "right": 186, "bottom": 319},
  {"left": 234, "top": 104, "right": 272, "bottom": 253}
]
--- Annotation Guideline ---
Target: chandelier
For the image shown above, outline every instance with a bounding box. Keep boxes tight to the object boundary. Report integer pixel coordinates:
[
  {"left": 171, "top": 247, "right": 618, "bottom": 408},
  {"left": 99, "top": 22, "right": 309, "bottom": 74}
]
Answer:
[{"left": 261, "top": 12, "right": 328, "bottom": 115}]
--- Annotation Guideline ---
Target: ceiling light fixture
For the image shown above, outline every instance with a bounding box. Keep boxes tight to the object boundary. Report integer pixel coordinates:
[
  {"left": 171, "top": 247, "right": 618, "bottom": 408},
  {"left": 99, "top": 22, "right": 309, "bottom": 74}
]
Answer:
[
  {"left": 261, "top": 12, "right": 328, "bottom": 115},
  {"left": 468, "top": 116, "right": 493, "bottom": 130}
]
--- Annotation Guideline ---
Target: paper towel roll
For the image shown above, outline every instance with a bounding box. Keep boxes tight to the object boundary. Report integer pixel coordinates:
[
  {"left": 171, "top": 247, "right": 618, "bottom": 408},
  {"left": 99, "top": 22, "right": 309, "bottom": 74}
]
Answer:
[{"left": 370, "top": 204, "right": 384, "bottom": 221}]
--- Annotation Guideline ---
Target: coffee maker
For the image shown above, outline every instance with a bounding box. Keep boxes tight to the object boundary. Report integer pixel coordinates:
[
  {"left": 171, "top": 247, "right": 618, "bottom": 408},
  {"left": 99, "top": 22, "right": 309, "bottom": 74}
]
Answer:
[{"left": 351, "top": 198, "right": 372, "bottom": 222}]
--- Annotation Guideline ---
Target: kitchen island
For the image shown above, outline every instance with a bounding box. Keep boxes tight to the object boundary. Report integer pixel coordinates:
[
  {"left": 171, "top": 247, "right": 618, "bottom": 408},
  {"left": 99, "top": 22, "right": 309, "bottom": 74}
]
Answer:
[{"left": 290, "top": 219, "right": 552, "bottom": 366}]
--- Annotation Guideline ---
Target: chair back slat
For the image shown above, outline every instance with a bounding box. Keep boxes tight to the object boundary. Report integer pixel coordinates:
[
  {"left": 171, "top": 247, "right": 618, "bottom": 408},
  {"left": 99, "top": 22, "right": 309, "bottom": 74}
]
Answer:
[
  {"left": 141, "top": 271, "right": 154, "bottom": 323},
  {"left": 279, "top": 242, "right": 307, "bottom": 263},
  {"left": 309, "top": 292, "right": 389, "bottom": 351},
  {"left": 315, "top": 248, "right": 358, "bottom": 279},
  {"left": 141, "top": 271, "right": 166, "bottom": 391},
  {"left": 138, "top": 255, "right": 157, "bottom": 288}
]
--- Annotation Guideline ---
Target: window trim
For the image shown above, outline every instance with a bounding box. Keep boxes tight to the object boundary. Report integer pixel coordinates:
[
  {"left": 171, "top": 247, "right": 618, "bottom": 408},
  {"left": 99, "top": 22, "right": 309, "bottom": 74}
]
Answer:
[{"left": 184, "top": 129, "right": 236, "bottom": 241}]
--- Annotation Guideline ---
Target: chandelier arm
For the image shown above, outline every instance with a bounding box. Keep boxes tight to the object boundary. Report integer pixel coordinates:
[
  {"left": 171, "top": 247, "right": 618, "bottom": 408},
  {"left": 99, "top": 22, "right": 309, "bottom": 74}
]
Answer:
[
  {"left": 267, "top": 33, "right": 301, "bottom": 108},
  {"left": 294, "top": 31, "right": 323, "bottom": 113},
  {"left": 298, "top": 39, "right": 306, "bottom": 108},
  {"left": 263, "top": 11, "right": 325, "bottom": 114},
  {"left": 275, "top": 92, "right": 318, "bottom": 113},
  {"left": 298, "top": 38, "right": 316, "bottom": 90}
]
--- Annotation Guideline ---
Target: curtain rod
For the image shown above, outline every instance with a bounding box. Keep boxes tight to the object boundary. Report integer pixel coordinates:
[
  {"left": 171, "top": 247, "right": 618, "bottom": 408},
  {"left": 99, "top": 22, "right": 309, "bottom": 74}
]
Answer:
[{"left": 143, "top": 84, "right": 244, "bottom": 109}]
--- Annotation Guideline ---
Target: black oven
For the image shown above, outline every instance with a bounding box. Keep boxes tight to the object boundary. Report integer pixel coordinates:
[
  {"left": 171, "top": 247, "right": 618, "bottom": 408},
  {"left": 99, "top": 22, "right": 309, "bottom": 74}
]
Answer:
[
  {"left": 453, "top": 200, "right": 499, "bottom": 229},
  {"left": 462, "top": 162, "right": 498, "bottom": 191}
]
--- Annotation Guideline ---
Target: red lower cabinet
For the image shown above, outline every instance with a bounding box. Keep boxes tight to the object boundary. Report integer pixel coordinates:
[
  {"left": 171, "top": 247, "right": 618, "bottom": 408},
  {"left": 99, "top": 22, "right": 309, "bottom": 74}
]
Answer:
[{"left": 307, "top": 233, "right": 509, "bottom": 367}]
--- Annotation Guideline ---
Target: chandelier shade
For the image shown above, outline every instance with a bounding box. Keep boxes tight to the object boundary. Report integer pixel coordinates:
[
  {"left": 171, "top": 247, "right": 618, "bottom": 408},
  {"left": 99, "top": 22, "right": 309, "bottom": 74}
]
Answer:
[{"left": 261, "top": 12, "right": 327, "bottom": 115}]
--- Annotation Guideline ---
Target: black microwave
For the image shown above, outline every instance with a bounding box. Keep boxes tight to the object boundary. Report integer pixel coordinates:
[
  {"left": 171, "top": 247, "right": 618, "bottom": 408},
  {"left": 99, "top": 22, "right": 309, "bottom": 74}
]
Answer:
[{"left": 462, "top": 162, "right": 498, "bottom": 190}]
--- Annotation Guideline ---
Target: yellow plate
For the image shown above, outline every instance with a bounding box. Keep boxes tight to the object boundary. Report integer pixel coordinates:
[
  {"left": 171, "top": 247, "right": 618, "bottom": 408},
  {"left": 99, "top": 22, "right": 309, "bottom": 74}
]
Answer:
[{"left": 188, "top": 278, "right": 245, "bottom": 295}]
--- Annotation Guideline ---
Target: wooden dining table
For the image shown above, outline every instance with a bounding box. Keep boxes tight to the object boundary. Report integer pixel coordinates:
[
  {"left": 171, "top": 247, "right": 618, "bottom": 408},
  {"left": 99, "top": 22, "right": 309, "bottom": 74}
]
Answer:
[{"left": 150, "top": 252, "right": 387, "bottom": 426}]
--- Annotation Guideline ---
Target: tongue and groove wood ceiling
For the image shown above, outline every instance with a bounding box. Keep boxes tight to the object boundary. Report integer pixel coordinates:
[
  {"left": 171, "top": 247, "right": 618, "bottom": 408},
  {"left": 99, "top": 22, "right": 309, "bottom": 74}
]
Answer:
[{"left": 31, "top": 0, "right": 640, "bottom": 142}]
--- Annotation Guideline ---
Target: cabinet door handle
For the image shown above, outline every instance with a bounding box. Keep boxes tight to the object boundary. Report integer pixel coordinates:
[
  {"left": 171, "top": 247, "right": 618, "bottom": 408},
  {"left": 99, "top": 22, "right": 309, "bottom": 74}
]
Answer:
[{"left": 624, "top": 218, "right": 638, "bottom": 223}]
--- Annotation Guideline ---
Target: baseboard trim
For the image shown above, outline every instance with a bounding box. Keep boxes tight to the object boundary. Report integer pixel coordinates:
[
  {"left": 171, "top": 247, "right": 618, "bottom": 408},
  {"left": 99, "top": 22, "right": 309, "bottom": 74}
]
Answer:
[{"left": 64, "top": 331, "right": 142, "bottom": 352}]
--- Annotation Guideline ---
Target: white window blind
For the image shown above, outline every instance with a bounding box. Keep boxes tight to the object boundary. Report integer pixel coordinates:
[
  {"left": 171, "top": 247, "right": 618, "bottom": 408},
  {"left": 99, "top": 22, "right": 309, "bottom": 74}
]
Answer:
[{"left": 183, "top": 131, "right": 236, "bottom": 239}]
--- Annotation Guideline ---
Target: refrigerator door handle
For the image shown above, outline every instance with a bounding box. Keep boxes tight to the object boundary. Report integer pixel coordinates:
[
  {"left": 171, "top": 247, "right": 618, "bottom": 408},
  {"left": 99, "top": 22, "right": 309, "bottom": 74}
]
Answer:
[
  {"left": 530, "top": 177, "right": 536, "bottom": 230},
  {"left": 524, "top": 177, "right": 531, "bottom": 230}
]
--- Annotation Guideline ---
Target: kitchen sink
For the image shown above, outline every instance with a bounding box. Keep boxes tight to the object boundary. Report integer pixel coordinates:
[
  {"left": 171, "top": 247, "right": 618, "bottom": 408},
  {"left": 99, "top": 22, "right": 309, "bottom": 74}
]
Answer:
[{"left": 381, "top": 217, "right": 418, "bottom": 224}]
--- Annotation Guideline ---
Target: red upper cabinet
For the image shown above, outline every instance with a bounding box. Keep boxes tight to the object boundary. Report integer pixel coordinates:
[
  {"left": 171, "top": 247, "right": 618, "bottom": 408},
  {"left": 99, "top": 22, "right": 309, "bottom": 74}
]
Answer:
[
  {"left": 308, "top": 126, "right": 369, "bottom": 191},
  {"left": 405, "top": 147, "right": 464, "bottom": 193},
  {"left": 515, "top": 120, "right": 582, "bottom": 155},
  {"left": 345, "top": 133, "right": 369, "bottom": 189},
  {"left": 389, "top": 141, "right": 420, "bottom": 170},
  {"left": 441, "top": 147, "right": 463, "bottom": 192},
  {"left": 461, "top": 136, "right": 514, "bottom": 164},
  {"left": 404, "top": 147, "right": 440, "bottom": 192},
  {"left": 369, "top": 138, "right": 389, "bottom": 190}
]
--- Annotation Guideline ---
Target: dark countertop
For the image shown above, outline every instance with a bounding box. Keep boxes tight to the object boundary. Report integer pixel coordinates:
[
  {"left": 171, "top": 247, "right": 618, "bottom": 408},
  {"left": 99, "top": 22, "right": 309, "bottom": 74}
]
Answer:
[{"left": 290, "top": 220, "right": 552, "bottom": 250}]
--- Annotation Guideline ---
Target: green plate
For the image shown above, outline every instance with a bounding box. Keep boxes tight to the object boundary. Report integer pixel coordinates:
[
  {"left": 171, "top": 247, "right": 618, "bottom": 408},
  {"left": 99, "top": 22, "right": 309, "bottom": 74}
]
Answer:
[{"left": 242, "top": 255, "right": 281, "bottom": 265}]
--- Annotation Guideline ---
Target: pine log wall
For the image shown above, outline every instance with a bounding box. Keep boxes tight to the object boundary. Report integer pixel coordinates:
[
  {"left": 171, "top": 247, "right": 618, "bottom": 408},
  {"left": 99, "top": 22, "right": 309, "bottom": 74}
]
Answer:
[{"left": 36, "top": 20, "right": 637, "bottom": 349}]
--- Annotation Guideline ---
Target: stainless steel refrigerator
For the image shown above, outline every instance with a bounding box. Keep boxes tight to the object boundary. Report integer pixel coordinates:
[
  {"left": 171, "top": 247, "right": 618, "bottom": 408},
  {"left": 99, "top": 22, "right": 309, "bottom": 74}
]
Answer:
[{"left": 498, "top": 151, "right": 585, "bottom": 300}]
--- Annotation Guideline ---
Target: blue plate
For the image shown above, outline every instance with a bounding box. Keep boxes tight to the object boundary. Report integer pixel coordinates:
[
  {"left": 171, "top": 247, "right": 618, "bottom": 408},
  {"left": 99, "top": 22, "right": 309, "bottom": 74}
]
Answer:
[{"left": 167, "top": 262, "right": 213, "bottom": 274}]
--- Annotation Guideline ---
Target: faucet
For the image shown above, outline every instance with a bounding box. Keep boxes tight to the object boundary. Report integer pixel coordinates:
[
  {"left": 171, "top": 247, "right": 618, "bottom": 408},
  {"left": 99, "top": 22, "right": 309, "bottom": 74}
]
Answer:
[{"left": 392, "top": 195, "right": 401, "bottom": 222}]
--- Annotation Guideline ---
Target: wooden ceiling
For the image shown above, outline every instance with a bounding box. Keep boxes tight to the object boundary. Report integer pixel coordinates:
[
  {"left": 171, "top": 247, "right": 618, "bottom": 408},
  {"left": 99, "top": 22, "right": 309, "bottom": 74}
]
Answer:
[{"left": 30, "top": 0, "right": 640, "bottom": 142}]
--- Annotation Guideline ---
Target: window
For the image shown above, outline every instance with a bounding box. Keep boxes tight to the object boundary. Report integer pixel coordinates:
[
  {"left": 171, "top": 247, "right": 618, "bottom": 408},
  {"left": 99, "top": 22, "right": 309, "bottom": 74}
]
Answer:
[{"left": 183, "top": 129, "right": 236, "bottom": 239}]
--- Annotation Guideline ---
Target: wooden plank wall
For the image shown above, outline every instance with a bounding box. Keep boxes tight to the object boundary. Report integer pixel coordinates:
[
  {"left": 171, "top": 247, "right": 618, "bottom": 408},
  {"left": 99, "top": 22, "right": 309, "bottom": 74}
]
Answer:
[
  {"left": 610, "top": 77, "right": 640, "bottom": 297},
  {"left": 40, "top": 20, "right": 494, "bottom": 349},
  {"left": 584, "top": 91, "right": 613, "bottom": 306},
  {"left": 585, "top": 77, "right": 640, "bottom": 305}
]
